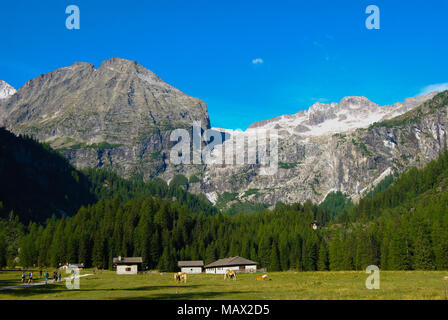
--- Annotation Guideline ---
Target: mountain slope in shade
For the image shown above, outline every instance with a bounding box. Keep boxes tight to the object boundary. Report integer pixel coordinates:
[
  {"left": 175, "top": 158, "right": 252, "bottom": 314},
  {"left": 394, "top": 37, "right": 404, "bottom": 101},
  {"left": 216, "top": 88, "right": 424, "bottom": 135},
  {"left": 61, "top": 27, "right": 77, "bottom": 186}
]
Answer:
[
  {"left": 0, "top": 57, "right": 210, "bottom": 180},
  {"left": 0, "top": 127, "right": 95, "bottom": 222},
  {"left": 0, "top": 127, "right": 217, "bottom": 223}
]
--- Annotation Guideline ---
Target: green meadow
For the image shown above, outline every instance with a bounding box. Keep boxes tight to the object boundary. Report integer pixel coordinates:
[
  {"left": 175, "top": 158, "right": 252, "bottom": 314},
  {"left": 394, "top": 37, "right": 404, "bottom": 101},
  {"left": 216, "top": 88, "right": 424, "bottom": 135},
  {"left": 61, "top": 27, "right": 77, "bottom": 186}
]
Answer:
[{"left": 1, "top": 270, "right": 447, "bottom": 300}]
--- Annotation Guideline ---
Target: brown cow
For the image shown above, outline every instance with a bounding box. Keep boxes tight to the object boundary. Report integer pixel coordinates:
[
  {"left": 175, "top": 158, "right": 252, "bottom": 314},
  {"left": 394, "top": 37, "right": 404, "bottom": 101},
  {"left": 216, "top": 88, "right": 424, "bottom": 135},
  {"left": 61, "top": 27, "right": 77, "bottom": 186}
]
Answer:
[
  {"left": 174, "top": 272, "right": 187, "bottom": 283},
  {"left": 224, "top": 269, "right": 237, "bottom": 280}
]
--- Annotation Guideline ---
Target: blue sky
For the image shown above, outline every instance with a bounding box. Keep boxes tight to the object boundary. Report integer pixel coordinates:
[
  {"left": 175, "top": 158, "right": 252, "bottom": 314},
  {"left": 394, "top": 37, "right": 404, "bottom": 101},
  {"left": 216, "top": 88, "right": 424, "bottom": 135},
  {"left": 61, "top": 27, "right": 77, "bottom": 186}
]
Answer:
[{"left": 1, "top": 0, "right": 447, "bottom": 129}]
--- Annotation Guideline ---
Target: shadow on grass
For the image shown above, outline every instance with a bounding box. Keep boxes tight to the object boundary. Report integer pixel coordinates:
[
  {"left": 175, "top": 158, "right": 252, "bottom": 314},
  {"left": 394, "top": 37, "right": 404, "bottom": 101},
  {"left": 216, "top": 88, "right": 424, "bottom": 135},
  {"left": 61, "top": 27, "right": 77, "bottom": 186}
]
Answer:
[
  {"left": 0, "top": 270, "right": 50, "bottom": 288},
  {"left": 0, "top": 284, "right": 205, "bottom": 298},
  {"left": 0, "top": 279, "right": 23, "bottom": 287},
  {"left": 118, "top": 285, "right": 202, "bottom": 291},
  {"left": 114, "top": 290, "right": 256, "bottom": 300}
]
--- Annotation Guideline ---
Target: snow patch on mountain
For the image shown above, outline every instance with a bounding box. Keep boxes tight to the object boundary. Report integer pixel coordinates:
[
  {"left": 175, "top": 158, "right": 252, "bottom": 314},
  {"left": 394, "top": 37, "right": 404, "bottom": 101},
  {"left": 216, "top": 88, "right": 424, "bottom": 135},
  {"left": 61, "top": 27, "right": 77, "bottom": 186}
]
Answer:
[
  {"left": 0, "top": 81, "right": 16, "bottom": 100},
  {"left": 248, "top": 93, "right": 438, "bottom": 137}
]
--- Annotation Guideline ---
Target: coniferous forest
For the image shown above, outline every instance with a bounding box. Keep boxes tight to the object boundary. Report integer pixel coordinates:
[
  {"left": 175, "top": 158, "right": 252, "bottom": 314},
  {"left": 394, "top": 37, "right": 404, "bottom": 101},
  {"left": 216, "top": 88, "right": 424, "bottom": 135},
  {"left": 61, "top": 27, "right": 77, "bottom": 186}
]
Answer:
[{"left": 1, "top": 128, "right": 448, "bottom": 271}]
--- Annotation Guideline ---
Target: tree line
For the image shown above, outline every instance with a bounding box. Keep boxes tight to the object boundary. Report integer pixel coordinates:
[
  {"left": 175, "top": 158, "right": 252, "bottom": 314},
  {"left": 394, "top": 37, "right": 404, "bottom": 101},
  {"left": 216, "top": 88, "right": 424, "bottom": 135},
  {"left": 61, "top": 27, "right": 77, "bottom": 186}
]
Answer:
[{"left": 1, "top": 128, "right": 448, "bottom": 271}]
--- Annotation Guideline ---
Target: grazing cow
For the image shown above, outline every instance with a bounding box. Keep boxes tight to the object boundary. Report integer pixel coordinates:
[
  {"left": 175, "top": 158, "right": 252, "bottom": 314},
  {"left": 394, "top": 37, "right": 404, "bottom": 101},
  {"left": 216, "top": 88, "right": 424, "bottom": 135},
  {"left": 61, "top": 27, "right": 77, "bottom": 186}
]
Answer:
[
  {"left": 256, "top": 275, "right": 268, "bottom": 281},
  {"left": 174, "top": 272, "right": 187, "bottom": 283},
  {"left": 224, "top": 269, "right": 237, "bottom": 280}
]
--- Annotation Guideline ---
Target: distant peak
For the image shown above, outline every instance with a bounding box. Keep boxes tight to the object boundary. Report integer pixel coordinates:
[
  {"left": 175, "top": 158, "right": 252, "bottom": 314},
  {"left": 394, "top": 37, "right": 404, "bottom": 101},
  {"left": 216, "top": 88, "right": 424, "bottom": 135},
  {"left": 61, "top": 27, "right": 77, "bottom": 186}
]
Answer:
[
  {"left": 101, "top": 57, "right": 138, "bottom": 66},
  {"left": 309, "top": 96, "right": 374, "bottom": 111},
  {"left": 97, "top": 57, "right": 158, "bottom": 80},
  {"left": 340, "top": 96, "right": 371, "bottom": 103}
]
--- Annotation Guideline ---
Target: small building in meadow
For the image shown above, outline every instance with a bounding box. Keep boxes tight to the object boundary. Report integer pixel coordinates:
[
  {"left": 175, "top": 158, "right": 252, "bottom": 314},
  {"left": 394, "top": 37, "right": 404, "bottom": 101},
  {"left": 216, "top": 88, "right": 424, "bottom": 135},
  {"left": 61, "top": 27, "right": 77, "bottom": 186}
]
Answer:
[
  {"left": 205, "top": 256, "right": 257, "bottom": 274},
  {"left": 113, "top": 256, "right": 142, "bottom": 275},
  {"left": 178, "top": 261, "right": 204, "bottom": 274},
  {"left": 59, "top": 263, "right": 84, "bottom": 270}
]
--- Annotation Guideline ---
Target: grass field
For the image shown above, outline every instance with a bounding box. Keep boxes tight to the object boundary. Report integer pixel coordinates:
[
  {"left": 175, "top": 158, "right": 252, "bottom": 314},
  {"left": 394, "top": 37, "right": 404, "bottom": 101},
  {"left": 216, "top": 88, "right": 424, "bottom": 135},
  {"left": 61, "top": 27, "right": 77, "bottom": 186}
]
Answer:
[{"left": 1, "top": 269, "right": 447, "bottom": 300}]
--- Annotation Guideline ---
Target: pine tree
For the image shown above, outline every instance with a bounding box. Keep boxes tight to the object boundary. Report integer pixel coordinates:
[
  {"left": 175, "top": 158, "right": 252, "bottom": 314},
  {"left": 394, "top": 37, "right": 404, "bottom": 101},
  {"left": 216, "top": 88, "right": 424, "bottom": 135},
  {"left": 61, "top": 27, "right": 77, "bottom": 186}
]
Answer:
[
  {"left": 50, "top": 221, "right": 67, "bottom": 267},
  {"left": 158, "top": 246, "right": 177, "bottom": 271},
  {"left": 317, "top": 241, "right": 329, "bottom": 271},
  {"left": 341, "top": 234, "right": 355, "bottom": 270},
  {"left": 0, "top": 230, "right": 6, "bottom": 267},
  {"left": 278, "top": 234, "right": 290, "bottom": 271},
  {"left": 19, "top": 233, "right": 36, "bottom": 267},
  {"left": 258, "top": 236, "right": 271, "bottom": 268},
  {"left": 388, "top": 228, "right": 411, "bottom": 270},
  {"left": 289, "top": 237, "right": 302, "bottom": 271},
  {"left": 329, "top": 233, "right": 344, "bottom": 270},
  {"left": 205, "top": 243, "right": 217, "bottom": 265},
  {"left": 92, "top": 234, "right": 105, "bottom": 269},
  {"left": 433, "top": 222, "right": 448, "bottom": 269},
  {"left": 301, "top": 235, "right": 317, "bottom": 271},
  {"left": 269, "top": 241, "right": 281, "bottom": 271},
  {"left": 250, "top": 244, "right": 258, "bottom": 264},
  {"left": 354, "top": 231, "right": 378, "bottom": 270},
  {"left": 78, "top": 233, "right": 91, "bottom": 267},
  {"left": 413, "top": 224, "right": 434, "bottom": 270},
  {"left": 150, "top": 231, "right": 161, "bottom": 269},
  {"left": 380, "top": 232, "right": 390, "bottom": 270}
]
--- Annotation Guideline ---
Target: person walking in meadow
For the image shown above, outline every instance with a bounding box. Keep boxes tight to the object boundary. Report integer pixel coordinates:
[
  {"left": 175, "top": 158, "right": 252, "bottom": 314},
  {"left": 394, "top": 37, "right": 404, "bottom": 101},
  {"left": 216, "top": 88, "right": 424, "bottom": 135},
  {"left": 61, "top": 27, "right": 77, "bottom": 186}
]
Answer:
[
  {"left": 58, "top": 273, "right": 61, "bottom": 282},
  {"left": 44, "top": 271, "right": 49, "bottom": 284},
  {"left": 21, "top": 272, "right": 26, "bottom": 283},
  {"left": 27, "top": 272, "right": 33, "bottom": 284}
]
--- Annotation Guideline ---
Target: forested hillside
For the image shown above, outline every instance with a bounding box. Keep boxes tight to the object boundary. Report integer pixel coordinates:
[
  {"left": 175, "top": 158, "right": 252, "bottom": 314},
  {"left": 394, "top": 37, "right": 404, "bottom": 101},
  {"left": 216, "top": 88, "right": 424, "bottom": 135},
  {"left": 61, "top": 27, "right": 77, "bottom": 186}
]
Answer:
[
  {"left": 0, "top": 128, "right": 94, "bottom": 222},
  {"left": 0, "top": 128, "right": 216, "bottom": 223},
  {"left": 14, "top": 151, "right": 448, "bottom": 271},
  {"left": 84, "top": 169, "right": 217, "bottom": 217},
  {"left": 16, "top": 198, "right": 330, "bottom": 271},
  {"left": 331, "top": 149, "right": 448, "bottom": 270},
  {"left": 1, "top": 128, "right": 448, "bottom": 271}
]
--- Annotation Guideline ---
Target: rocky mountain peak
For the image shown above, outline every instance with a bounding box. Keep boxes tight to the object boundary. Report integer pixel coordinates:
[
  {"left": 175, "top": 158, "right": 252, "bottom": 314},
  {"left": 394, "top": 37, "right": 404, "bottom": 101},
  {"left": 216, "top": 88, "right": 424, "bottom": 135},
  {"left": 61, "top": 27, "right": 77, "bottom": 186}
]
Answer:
[
  {"left": 0, "top": 80, "right": 16, "bottom": 100},
  {"left": 95, "top": 57, "right": 178, "bottom": 92},
  {"left": 98, "top": 57, "right": 138, "bottom": 72},
  {"left": 0, "top": 58, "right": 211, "bottom": 180},
  {"left": 339, "top": 95, "right": 372, "bottom": 104}
]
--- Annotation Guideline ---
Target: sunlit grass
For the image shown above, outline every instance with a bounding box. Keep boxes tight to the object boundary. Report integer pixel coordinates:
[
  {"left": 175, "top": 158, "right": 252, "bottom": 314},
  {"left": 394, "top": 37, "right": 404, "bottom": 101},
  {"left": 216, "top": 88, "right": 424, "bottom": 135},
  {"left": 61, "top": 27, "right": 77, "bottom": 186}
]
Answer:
[{"left": 1, "top": 269, "right": 447, "bottom": 300}]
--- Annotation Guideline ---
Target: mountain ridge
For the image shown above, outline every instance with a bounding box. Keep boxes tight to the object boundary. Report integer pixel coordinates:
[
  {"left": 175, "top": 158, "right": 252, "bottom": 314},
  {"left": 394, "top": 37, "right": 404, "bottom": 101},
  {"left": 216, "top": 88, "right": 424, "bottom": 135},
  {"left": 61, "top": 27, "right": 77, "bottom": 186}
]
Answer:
[
  {"left": 1, "top": 58, "right": 447, "bottom": 208},
  {"left": 202, "top": 91, "right": 448, "bottom": 207},
  {"left": 0, "top": 57, "right": 210, "bottom": 181},
  {"left": 248, "top": 93, "right": 437, "bottom": 137}
]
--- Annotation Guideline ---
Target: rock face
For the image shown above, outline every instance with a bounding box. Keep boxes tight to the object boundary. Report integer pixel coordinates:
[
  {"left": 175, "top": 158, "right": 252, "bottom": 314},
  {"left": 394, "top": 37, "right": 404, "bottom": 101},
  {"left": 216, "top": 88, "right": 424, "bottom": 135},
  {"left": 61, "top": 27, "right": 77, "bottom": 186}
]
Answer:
[
  {"left": 0, "top": 58, "right": 210, "bottom": 180},
  {"left": 1, "top": 58, "right": 447, "bottom": 207}
]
